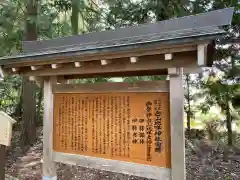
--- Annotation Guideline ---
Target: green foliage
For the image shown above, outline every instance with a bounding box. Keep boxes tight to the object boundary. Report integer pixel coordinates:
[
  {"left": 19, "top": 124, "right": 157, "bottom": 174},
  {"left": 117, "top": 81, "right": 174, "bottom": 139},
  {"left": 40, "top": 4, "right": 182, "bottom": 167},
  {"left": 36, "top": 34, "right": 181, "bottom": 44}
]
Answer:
[
  {"left": 0, "top": 0, "right": 25, "bottom": 55},
  {"left": 184, "top": 74, "right": 198, "bottom": 117},
  {"left": 73, "top": 77, "right": 111, "bottom": 84},
  {"left": 123, "top": 76, "right": 167, "bottom": 83},
  {"left": 0, "top": 0, "right": 102, "bottom": 119},
  {"left": 0, "top": 75, "right": 21, "bottom": 116},
  {"left": 104, "top": 0, "right": 188, "bottom": 28}
]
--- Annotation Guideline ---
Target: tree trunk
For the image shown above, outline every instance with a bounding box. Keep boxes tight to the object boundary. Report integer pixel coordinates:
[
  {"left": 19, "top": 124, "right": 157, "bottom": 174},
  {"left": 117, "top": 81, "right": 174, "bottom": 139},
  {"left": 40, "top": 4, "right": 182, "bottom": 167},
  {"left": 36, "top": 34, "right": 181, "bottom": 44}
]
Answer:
[
  {"left": 226, "top": 103, "right": 233, "bottom": 146},
  {"left": 71, "top": 0, "right": 79, "bottom": 35},
  {"left": 21, "top": 77, "right": 37, "bottom": 148},
  {"left": 186, "top": 74, "right": 191, "bottom": 137},
  {"left": 36, "top": 82, "right": 43, "bottom": 126},
  {"left": 21, "top": 0, "right": 38, "bottom": 150}
]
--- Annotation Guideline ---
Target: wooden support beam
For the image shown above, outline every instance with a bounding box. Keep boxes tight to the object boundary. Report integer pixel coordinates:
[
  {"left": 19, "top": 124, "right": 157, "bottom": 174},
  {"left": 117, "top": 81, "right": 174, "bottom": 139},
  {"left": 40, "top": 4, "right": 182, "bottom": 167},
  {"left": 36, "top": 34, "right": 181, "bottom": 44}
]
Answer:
[
  {"left": 53, "top": 81, "right": 169, "bottom": 93},
  {"left": 3, "top": 43, "right": 198, "bottom": 68},
  {"left": 23, "top": 52, "right": 197, "bottom": 78},
  {"left": 43, "top": 76, "right": 57, "bottom": 180},
  {"left": 197, "top": 44, "right": 207, "bottom": 66},
  {"left": 74, "top": 62, "right": 82, "bottom": 67},
  {"left": 169, "top": 68, "right": 186, "bottom": 180},
  {"left": 130, "top": 57, "right": 138, "bottom": 63},
  {"left": 53, "top": 152, "right": 170, "bottom": 180},
  {"left": 101, "top": 60, "right": 110, "bottom": 65}
]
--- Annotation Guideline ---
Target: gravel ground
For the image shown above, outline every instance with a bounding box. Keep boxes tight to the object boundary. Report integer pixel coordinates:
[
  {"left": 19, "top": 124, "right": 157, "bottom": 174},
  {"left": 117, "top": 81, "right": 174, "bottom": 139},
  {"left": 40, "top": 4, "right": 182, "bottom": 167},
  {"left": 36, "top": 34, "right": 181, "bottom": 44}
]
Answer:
[
  {"left": 5, "top": 128, "right": 240, "bottom": 180},
  {"left": 5, "top": 175, "right": 19, "bottom": 180}
]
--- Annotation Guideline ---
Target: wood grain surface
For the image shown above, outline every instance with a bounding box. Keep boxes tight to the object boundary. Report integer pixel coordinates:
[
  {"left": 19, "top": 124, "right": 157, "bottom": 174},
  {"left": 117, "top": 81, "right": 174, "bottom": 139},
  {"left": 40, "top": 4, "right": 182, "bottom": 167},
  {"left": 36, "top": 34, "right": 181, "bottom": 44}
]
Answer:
[{"left": 53, "top": 92, "right": 170, "bottom": 168}]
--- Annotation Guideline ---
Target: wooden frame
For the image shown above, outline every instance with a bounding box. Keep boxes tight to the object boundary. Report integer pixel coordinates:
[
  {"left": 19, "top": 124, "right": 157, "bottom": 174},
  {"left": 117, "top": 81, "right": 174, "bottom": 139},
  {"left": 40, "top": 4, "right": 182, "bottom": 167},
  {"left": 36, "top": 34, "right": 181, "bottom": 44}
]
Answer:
[
  {"left": 53, "top": 152, "right": 171, "bottom": 179},
  {"left": 43, "top": 77, "right": 57, "bottom": 180},
  {"left": 22, "top": 51, "right": 197, "bottom": 77},
  {"left": 2, "top": 43, "right": 198, "bottom": 68},
  {"left": 52, "top": 81, "right": 169, "bottom": 93},
  {"left": 169, "top": 68, "right": 185, "bottom": 180}
]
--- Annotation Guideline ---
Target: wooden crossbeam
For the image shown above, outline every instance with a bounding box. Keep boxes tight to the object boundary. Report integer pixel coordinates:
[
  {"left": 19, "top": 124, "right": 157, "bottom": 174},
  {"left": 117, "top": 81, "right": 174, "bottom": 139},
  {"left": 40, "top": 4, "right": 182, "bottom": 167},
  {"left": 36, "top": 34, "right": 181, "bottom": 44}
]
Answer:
[
  {"left": 3, "top": 43, "right": 198, "bottom": 68},
  {"left": 23, "top": 52, "right": 197, "bottom": 78}
]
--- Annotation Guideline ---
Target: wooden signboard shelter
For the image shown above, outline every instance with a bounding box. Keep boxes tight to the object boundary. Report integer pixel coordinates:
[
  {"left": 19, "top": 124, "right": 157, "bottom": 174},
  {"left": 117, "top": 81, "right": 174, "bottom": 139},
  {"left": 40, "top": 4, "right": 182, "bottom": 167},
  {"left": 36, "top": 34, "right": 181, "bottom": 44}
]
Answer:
[{"left": 0, "top": 8, "right": 233, "bottom": 180}]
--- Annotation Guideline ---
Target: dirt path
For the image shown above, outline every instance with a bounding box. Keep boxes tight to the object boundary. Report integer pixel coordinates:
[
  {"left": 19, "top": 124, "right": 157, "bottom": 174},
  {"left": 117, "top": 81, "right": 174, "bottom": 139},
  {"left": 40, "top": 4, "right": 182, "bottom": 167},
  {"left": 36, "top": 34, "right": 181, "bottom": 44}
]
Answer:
[{"left": 5, "top": 128, "right": 240, "bottom": 180}]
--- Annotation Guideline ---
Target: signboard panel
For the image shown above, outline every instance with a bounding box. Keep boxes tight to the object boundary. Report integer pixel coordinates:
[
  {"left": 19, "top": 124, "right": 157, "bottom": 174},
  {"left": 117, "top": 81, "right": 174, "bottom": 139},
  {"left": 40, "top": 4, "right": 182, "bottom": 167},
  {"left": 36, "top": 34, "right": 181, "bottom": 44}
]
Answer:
[
  {"left": 0, "top": 111, "right": 16, "bottom": 146},
  {"left": 53, "top": 92, "right": 170, "bottom": 168}
]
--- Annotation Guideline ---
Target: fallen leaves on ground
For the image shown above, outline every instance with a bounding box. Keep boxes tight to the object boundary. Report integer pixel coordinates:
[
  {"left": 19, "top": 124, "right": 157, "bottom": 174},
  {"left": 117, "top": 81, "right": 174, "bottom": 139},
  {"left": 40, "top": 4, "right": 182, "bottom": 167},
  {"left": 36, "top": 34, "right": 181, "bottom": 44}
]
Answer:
[{"left": 5, "top": 128, "right": 240, "bottom": 180}]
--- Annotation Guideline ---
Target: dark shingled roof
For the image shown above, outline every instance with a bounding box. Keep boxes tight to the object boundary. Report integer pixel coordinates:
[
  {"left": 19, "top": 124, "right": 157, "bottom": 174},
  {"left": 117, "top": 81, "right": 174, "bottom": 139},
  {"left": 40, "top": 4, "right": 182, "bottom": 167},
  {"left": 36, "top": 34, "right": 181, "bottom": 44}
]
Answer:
[{"left": 0, "top": 7, "right": 234, "bottom": 64}]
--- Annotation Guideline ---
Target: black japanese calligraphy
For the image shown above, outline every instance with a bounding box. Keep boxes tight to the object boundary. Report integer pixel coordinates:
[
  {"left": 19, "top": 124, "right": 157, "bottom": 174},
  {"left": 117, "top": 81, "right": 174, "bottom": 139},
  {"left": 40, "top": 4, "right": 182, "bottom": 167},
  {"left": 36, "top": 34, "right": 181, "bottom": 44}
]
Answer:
[
  {"left": 154, "top": 99, "right": 163, "bottom": 153},
  {"left": 146, "top": 101, "right": 153, "bottom": 162}
]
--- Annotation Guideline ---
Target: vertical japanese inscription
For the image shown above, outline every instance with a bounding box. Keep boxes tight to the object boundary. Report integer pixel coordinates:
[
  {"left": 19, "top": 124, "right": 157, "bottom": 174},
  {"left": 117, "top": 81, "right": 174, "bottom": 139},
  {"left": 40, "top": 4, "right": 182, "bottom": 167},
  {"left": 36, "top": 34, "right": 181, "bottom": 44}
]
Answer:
[
  {"left": 126, "top": 96, "right": 131, "bottom": 157},
  {"left": 110, "top": 96, "right": 114, "bottom": 156},
  {"left": 106, "top": 96, "right": 110, "bottom": 154},
  {"left": 53, "top": 92, "right": 170, "bottom": 168},
  {"left": 81, "top": 99, "right": 84, "bottom": 151},
  {"left": 74, "top": 96, "right": 77, "bottom": 151},
  {"left": 119, "top": 96, "right": 122, "bottom": 157},
  {"left": 139, "top": 118, "right": 145, "bottom": 145},
  {"left": 68, "top": 96, "right": 71, "bottom": 150},
  {"left": 64, "top": 96, "right": 68, "bottom": 150},
  {"left": 77, "top": 97, "right": 81, "bottom": 151},
  {"left": 99, "top": 96, "right": 102, "bottom": 154},
  {"left": 122, "top": 96, "right": 126, "bottom": 157},
  {"left": 59, "top": 96, "right": 64, "bottom": 149},
  {"left": 71, "top": 96, "right": 74, "bottom": 151},
  {"left": 103, "top": 96, "right": 106, "bottom": 154},
  {"left": 95, "top": 97, "right": 99, "bottom": 153},
  {"left": 146, "top": 101, "right": 153, "bottom": 162},
  {"left": 154, "top": 99, "right": 163, "bottom": 152},
  {"left": 85, "top": 97, "right": 88, "bottom": 152},
  {"left": 132, "top": 118, "right": 138, "bottom": 144},
  {"left": 114, "top": 96, "right": 118, "bottom": 157},
  {"left": 92, "top": 98, "right": 95, "bottom": 153}
]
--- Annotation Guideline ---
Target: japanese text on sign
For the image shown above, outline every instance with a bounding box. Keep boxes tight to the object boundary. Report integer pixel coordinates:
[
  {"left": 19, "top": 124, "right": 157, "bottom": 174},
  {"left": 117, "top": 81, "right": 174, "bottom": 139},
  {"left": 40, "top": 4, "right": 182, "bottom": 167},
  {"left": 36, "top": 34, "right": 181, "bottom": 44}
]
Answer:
[{"left": 53, "top": 93, "right": 171, "bottom": 168}]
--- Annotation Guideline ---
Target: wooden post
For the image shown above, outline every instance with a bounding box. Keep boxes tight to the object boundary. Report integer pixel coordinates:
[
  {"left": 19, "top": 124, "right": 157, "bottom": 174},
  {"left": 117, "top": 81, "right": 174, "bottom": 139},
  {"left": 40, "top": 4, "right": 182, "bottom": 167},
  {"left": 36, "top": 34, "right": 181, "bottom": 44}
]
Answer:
[
  {"left": 43, "top": 76, "right": 57, "bottom": 180},
  {"left": 169, "top": 68, "right": 186, "bottom": 180},
  {"left": 0, "top": 145, "right": 6, "bottom": 180}
]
